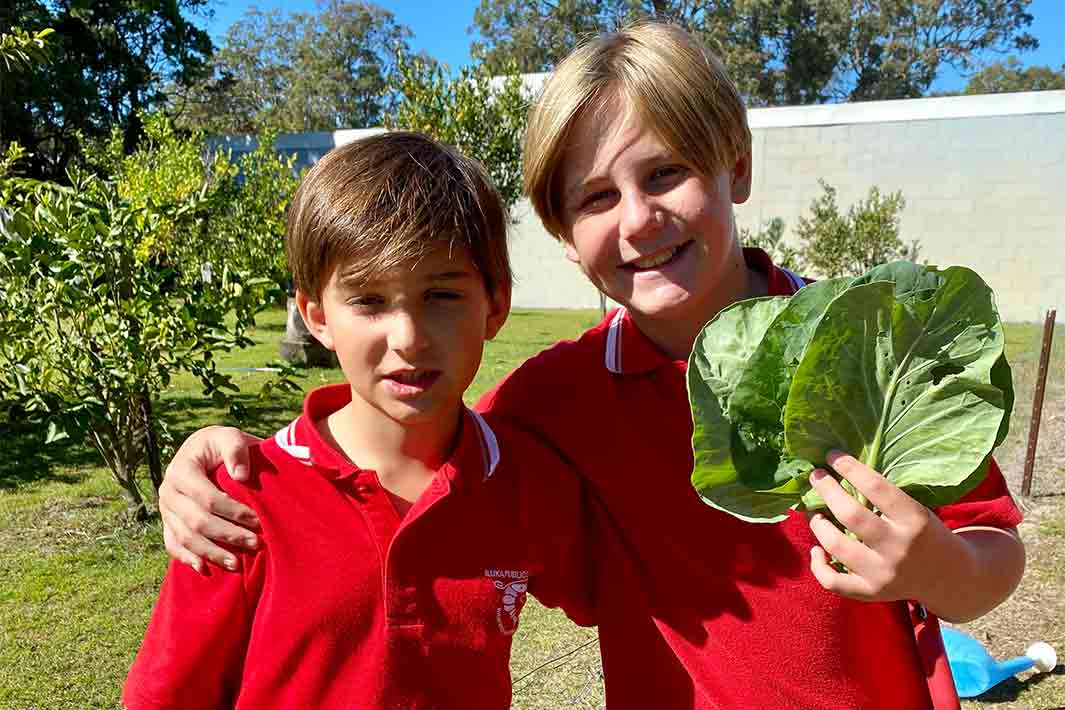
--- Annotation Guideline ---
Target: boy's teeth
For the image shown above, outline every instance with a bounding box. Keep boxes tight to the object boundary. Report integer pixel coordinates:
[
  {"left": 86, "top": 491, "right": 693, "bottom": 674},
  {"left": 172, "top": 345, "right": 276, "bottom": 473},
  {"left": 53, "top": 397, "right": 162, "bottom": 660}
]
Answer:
[{"left": 633, "top": 247, "right": 677, "bottom": 269}]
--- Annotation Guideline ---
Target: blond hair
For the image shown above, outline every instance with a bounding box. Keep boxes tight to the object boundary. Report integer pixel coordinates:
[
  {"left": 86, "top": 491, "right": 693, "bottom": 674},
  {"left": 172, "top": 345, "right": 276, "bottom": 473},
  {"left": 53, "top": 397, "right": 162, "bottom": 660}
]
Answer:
[
  {"left": 286, "top": 131, "right": 511, "bottom": 299},
  {"left": 523, "top": 22, "right": 751, "bottom": 239}
]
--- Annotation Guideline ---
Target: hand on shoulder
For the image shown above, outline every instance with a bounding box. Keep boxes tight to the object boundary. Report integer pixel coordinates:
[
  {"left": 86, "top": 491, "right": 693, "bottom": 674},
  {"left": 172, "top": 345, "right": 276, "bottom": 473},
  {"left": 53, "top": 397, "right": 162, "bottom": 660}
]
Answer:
[{"left": 160, "top": 425, "right": 263, "bottom": 573}]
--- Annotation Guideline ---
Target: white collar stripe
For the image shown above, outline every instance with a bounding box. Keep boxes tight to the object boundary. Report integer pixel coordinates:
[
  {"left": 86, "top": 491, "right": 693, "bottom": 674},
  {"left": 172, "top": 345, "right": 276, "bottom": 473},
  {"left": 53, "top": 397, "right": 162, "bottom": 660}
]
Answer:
[
  {"left": 469, "top": 410, "right": 501, "bottom": 480},
  {"left": 273, "top": 419, "right": 313, "bottom": 465},
  {"left": 601, "top": 272, "right": 804, "bottom": 375},
  {"left": 605, "top": 308, "right": 626, "bottom": 374}
]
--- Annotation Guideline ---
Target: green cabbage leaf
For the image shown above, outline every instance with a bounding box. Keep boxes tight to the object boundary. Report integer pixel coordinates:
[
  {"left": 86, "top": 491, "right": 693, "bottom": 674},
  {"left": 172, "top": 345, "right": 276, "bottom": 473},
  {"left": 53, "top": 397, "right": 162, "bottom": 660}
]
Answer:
[{"left": 688, "top": 261, "right": 1013, "bottom": 523}]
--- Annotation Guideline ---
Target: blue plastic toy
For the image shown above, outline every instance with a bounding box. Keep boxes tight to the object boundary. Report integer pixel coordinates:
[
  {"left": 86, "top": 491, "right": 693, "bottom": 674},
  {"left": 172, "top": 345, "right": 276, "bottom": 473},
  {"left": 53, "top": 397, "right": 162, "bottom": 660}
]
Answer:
[{"left": 941, "top": 626, "right": 1057, "bottom": 698}]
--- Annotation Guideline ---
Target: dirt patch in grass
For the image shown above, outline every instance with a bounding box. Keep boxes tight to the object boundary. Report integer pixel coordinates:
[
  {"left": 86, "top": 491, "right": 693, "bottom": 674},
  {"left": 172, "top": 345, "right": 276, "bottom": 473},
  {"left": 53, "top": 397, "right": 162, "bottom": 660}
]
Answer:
[
  {"left": 0, "top": 493, "right": 156, "bottom": 558},
  {"left": 957, "top": 325, "right": 1065, "bottom": 709}
]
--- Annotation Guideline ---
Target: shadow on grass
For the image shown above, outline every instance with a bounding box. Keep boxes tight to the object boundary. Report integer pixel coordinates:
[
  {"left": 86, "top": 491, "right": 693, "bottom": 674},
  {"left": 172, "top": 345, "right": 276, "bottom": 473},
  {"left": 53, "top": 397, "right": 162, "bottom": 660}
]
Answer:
[
  {"left": 972, "top": 663, "right": 1065, "bottom": 703},
  {"left": 1, "top": 392, "right": 304, "bottom": 491},
  {"left": 0, "top": 421, "right": 100, "bottom": 490},
  {"left": 163, "top": 392, "right": 304, "bottom": 443},
  {"left": 251, "top": 320, "right": 287, "bottom": 334}
]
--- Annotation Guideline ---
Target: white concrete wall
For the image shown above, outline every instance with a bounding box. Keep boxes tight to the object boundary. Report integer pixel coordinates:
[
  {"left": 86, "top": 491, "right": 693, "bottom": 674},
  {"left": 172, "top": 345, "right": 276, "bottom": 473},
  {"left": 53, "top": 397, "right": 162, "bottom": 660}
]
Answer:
[
  {"left": 508, "top": 201, "right": 608, "bottom": 309},
  {"left": 739, "top": 91, "right": 1065, "bottom": 323}
]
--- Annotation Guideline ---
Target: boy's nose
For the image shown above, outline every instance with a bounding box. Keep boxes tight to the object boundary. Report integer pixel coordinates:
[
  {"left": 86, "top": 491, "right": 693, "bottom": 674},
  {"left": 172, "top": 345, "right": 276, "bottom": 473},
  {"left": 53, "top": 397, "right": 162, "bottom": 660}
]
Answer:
[
  {"left": 387, "top": 310, "right": 430, "bottom": 355},
  {"left": 619, "top": 191, "right": 663, "bottom": 242}
]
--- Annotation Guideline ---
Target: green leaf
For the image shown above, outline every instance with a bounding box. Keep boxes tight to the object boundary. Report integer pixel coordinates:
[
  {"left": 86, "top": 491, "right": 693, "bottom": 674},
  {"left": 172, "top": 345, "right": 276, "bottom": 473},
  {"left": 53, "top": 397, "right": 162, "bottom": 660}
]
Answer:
[
  {"left": 45, "top": 420, "right": 69, "bottom": 444},
  {"left": 784, "top": 266, "right": 1010, "bottom": 508},
  {"left": 689, "top": 297, "right": 793, "bottom": 521},
  {"left": 688, "top": 261, "right": 1014, "bottom": 523},
  {"left": 731, "top": 277, "right": 851, "bottom": 427}
]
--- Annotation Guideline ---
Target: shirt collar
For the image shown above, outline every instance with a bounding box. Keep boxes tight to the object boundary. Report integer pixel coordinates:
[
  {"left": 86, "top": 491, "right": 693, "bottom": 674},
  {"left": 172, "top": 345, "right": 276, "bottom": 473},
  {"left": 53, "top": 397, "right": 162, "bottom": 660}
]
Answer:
[
  {"left": 271, "top": 383, "right": 501, "bottom": 482},
  {"left": 603, "top": 247, "right": 807, "bottom": 375}
]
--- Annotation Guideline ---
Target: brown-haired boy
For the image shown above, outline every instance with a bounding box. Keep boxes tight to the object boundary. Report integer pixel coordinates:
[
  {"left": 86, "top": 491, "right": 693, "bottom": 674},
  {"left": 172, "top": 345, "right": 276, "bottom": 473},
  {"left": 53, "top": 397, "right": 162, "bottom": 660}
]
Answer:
[{"left": 123, "top": 132, "right": 594, "bottom": 710}]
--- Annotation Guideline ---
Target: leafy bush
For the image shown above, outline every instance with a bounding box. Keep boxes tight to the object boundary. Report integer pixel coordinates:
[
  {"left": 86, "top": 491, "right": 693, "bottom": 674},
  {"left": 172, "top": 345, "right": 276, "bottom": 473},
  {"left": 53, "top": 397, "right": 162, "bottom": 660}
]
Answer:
[
  {"left": 388, "top": 56, "right": 527, "bottom": 211},
  {"left": 740, "top": 217, "right": 804, "bottom": 272},
  {"left": 84, "top": 113, "right": 299, "bottom": 295},
  {"left": 208, "top": 131, "right": 300, "bottom": 297},
  {"left": 795, "top": 180, "right": 919, "bottom": 278},
  {"left": 0, "top": 150, "right": 284, "bottom": 518},
  {"left": 0, "top": 27, "right": 54, "bottom": 75}
]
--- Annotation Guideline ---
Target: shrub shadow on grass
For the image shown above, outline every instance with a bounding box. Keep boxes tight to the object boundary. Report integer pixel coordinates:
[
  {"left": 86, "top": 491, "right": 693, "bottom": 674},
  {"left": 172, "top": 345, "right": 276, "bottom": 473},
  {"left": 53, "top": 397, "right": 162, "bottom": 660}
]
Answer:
[
  {"left": 162, "top": 392, "right": 304, "bottom": 445},
  {"left": 0, "top": 421, "right": 99, "bottom": 490},
  {"left": 971, "top": 663, "right": 1065, "bottom": 703},
  {"left": 251, "top": 320, "right": 287, "bottom": 334},
  {"left": 1, "top": 390, "right": 304, "bottom": 491}
]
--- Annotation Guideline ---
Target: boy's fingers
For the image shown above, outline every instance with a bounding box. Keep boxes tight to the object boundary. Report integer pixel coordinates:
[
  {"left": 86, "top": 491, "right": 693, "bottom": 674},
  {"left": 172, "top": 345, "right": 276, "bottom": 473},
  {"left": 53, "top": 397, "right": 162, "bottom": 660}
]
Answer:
[
  {"left": 809, "top": 469, "right": 886, "bottom": 545},
  {"left": 824, "top": 450, "right": 920, "bottom": 521},
  {"left": 809, "top": 546, "right": 874, "bottom": 599},
  {"left": 162, "top": 524, "right": 203, "bottom": 574},
  {"left": 808, "top": 513, "right": 876, "bottom": 572},
  {"left": 169, "top": 486, "right": 259, "bottom": 549},
  {"left": 165, "top": 465, "right": 260, "bottom": 531},
  {"left": 162, "top": 501, "right": 244, "bottom": 571},
  {"left": 215, "top": 429, "right": 263, "bottom": 482}
]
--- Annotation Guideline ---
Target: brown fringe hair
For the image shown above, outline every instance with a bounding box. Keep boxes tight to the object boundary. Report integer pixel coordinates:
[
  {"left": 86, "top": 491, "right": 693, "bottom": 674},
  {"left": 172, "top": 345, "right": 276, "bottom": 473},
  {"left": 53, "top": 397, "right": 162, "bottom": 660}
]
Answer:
[{"left": 286, "top": 131, "right": 511, "bottom": 300}]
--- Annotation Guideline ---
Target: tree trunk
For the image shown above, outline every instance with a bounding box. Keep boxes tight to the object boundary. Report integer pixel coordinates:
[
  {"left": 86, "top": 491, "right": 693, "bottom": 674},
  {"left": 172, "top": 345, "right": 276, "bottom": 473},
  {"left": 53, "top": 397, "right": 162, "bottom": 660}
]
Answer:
[
  {"left": 110, "top": 451, "right": 149, "bottom": 522},
  {"left": 139, "top": 389, "right": 163, "bottom": 491}
]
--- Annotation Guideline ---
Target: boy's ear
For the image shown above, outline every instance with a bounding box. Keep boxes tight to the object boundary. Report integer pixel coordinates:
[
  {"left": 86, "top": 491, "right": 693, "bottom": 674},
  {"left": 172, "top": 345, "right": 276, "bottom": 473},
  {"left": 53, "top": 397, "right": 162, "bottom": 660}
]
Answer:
[
  {"left": 562, "top": 238, "right": 582, "bottom": 265},
  {"left": 485, "top": 283, "right": 511, "bottom": 341},
  {"left": 295, "top": 289, "right": 336, "bottom": 351},
  {"left": 730, "top": 149, "right": 753, "bottom": 205}
]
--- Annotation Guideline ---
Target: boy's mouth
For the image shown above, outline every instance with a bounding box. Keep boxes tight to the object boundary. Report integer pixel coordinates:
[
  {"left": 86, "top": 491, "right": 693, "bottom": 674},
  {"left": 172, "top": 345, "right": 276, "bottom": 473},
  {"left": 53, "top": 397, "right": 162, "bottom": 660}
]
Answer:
[
  {"left": 382, "top": 369, "right": 441, "bottom": 396},
  {"left": 622, "top": 240, "right": 693, "bottom": 271}
]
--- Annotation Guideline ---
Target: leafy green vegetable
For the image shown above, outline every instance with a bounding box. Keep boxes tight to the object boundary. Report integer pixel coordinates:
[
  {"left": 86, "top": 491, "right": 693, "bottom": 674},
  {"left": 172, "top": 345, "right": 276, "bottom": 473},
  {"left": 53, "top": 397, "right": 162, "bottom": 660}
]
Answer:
[{"left": 688, "top": 261, "right": 1012, "bottom": 523}]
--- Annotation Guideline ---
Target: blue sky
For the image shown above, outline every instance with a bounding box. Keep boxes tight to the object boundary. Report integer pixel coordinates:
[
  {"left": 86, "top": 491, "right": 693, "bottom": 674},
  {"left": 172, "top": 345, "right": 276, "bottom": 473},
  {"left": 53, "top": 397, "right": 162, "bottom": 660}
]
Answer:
[{"left": 204, "top": 0, "right": 1064, "bottom": 93}]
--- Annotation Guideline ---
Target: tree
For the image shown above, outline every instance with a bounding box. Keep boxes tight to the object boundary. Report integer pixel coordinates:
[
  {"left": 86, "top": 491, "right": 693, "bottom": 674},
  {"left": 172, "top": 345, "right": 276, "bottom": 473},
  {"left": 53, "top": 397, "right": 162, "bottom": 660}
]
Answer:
[
  {"left": 795, "top": 180, "right": 919, "bottom": 278},
  {"left": 1, "top": 0, "right": 213, "bottom": 180},
  {"left": 172, "top": 1, "right": 410, "bottom": 135},
  {"left": 0, "top": 26, "right": 53, "bottom": 74},
  {"left": 83, "top": 113, "right": 300, "bottom": 295},
  {"left": 963, "top": 57, "right": 1065, "bottom": 94},
  {"left": 469, "top": 0, "right": 1039, "bottom": 105},
  {"left": 388, "top": 55, "right": 528, "bottom": 212},
  {"left": 0, "top": 116, "right": 299, "bottom": 519},
  {"left": 0, "top": 173, "right": 273, "bottom": 519}
]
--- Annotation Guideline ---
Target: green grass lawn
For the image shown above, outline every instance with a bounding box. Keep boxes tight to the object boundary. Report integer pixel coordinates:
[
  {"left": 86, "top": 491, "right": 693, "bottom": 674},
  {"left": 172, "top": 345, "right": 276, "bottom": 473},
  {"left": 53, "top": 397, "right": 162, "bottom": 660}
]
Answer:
[{"left": 0, "top": 310, "right": 1060, "bottom": 709}]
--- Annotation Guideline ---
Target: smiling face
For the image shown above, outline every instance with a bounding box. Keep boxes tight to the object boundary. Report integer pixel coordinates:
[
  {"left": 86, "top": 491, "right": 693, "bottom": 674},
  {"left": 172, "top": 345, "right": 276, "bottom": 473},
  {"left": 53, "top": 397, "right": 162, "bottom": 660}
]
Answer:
[
  {"left": 557, "top": 96, "right": 756, "bottom": 356},
  {"left": 298, "top": 243, "right": 508, "bottom": 432}
]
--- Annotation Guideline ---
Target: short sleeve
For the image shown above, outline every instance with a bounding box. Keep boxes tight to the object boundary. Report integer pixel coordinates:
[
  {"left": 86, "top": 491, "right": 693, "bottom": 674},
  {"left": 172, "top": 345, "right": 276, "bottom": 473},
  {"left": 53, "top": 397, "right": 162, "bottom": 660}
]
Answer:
[
  {"left": 123, "top": 470, "right": 267, "bottom": 709},
  {"left": 936, "top": 458, "right": 1023, "bottom": 530}
]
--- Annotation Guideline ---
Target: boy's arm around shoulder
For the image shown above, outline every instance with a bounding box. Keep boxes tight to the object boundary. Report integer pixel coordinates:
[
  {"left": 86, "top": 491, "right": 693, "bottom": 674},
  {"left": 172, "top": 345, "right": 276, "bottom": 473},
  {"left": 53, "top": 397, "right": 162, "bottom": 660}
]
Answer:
[
  {"left": 123, "top": 464, "right": 268, "bottom": 710},
  {"left": 506, "top": 425, "right": 598, "bottom": 628}
]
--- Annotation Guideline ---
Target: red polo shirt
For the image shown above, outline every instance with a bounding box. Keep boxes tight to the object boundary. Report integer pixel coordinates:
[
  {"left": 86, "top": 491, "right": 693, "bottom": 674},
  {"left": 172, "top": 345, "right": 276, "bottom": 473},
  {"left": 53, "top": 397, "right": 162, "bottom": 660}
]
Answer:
[
  {"left": 124, "top": 384, "right": 594, "bottom": 710},
  {"left": 477, "top": 248, "right": 1022, "bottom": 710}
]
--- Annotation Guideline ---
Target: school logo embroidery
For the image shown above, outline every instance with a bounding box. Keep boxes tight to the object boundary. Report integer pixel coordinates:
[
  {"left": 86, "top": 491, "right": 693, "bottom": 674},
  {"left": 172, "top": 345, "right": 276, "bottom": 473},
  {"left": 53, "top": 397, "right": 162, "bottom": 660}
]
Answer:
[{"left": 485, "top": 569, "right": 529, "bottom": 636}]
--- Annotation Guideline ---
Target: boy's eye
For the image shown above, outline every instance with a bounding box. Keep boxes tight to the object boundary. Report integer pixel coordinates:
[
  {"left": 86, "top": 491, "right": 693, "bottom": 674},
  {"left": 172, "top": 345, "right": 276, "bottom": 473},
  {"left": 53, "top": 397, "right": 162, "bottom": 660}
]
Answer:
[
  {"left": 427, "top": 289, "right": 462, "bottom": 301},
  {"left": 648, "top": 165, "right": 687, "bottom": 188},
  {"left": 347, "top": 294, "right": 384, "bottom": 308},
  {"left": 578, "top": 189, "right": 615, "bottom": 211}
]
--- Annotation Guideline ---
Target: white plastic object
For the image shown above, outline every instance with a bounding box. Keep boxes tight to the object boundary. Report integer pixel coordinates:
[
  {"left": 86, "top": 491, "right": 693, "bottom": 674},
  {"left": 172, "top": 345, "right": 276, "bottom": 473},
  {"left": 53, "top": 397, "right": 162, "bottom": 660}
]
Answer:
[{"left": 1026, "top": 641, "right": 1057, "bottom": 673}]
